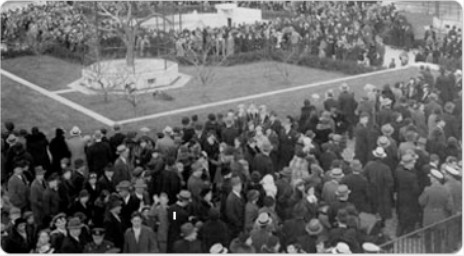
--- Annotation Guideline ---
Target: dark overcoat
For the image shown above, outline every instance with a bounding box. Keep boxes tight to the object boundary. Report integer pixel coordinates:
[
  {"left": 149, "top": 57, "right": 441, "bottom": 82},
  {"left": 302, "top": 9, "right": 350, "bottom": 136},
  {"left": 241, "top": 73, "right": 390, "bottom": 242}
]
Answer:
[{"left": 364, "top": 160, "right": 394, "bottom": 219}]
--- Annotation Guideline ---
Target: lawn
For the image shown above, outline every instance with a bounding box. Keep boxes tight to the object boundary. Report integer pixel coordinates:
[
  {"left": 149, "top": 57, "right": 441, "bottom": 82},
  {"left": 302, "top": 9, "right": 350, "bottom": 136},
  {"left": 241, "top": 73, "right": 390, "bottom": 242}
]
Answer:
[
  {"left": 1, "top": 54, "right": 421, "bottom": 135},
  {"left": 1, "top": 76, "right": 104, "bottom": 137}
]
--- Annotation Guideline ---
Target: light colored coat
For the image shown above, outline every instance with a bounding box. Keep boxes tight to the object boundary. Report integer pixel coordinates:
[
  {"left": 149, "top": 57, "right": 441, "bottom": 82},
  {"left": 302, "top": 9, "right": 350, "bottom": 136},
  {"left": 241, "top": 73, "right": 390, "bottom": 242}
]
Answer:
[
  {"left": 66, "top": 136, "right": 87, "bottom": 168},
  {"left": 419, "top": 183, "right": 454, "bottom": 227}
]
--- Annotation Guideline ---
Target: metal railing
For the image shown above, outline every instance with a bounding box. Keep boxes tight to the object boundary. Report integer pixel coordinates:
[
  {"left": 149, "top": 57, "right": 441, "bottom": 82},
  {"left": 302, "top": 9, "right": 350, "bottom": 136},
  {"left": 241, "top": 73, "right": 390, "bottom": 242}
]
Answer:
[{"left": 380, "top": 213, "right": 462, "bottom": 253}]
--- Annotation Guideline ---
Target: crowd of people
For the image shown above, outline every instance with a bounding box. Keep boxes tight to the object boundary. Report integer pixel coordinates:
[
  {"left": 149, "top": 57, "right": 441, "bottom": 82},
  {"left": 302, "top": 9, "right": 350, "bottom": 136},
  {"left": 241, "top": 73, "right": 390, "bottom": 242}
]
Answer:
[
  {"left": 416, "top": 25, "right": 462, "bottom": 65},
  {"left": 1, "top": 61, "right": 462, "bottom": 253}
]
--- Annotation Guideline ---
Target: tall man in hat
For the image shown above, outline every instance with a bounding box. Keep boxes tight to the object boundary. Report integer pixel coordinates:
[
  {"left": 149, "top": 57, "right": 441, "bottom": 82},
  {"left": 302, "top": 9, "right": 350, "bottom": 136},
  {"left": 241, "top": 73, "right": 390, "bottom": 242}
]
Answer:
[
  {"left": 123, "top": 212, "right": 159, "bottom": 253},
  {"left": 364, "top": 147, "right": 394, "bottom": 222},
  {"left": 30, "top": 166, "right": 47, "bottom": 228},
  {"left": 354, "top": 112, "right": 371, "bottom": 165},
  {"left": 341, "top": 159, "right": 370, "bottom": 214},
  {"left": 167, "top": 190, "right": 193, "bottom": 252},
  {"left": 103, "top": 199, "right": 125, "bottom": 250},
  {"left": 113, "top": 144, "right": 132, "bottom": 185},
  {"left": 327, "top": 184, "right": 356, "bottom": 227},
  {"left": 83, "top": 227, "right": 119, "bottom": 253},
  {"left": 173, "top": 222, "right": 202, "bottom": 253},
  {"left": 395, "top": 153, "right": 421, "bottom": 236},
  {"left": 87, "top": 130, "right": 113, "bottom": 176},
  {"left": 225, "top": 176, "right": 245, "bottom": 239},
  {"left": 117, "top": 180, "right": 140, "bottom": 230},
  {"left": 2, "top": 217, "right": 31, "bottom": 253},
  {"left": 278, "top": 116, "right": 299, "bottom": 170},
  {"left": 66, "top": 126, "right": 87, "bottom": 169},
  {"left": 338, "top": 83, "right": 358, "bottom": 139},
  {"left": 7, "top": 160, "right": 30, "bottom": 211},
  {"left": 419, "top": 169, "right": 454, "bottom": 253},
  {"left": 252, "top": 140, "right": 275, "bottom": 177},
  {"left": 60, "top": 217, "right": 86, "bottom": 253}
]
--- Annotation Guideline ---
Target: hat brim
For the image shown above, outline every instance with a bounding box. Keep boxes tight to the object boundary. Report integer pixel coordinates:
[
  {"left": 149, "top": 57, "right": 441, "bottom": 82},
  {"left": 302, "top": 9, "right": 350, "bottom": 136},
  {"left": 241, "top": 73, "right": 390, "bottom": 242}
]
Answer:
[{"left": 306, "top": 225, "right": 323, "bottom": 235}]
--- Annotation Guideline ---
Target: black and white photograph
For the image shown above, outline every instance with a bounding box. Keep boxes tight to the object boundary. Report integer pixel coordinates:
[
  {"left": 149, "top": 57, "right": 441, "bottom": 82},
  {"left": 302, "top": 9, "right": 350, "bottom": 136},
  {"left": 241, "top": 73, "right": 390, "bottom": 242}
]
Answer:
[{"left": 0, "top": 0, "right": 462, "bottom": 254}]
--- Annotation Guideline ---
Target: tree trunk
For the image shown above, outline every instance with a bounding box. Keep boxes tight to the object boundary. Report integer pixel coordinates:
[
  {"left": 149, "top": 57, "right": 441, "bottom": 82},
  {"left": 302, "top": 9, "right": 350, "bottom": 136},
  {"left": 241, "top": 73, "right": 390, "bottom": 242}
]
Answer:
[{"left": 125, "top": 27, "right": 136, "bottom": 68}]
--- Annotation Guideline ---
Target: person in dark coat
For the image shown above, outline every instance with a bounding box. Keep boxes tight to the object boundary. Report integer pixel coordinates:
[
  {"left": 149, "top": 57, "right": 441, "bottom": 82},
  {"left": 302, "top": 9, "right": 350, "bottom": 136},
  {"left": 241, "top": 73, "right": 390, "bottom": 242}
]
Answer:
[
  {"left": 123, "top": 212, "right": 159, "bottom": 253},
  {"left": 199, "top": 208, "right": 230, "bottom": 253},
  {"left": 42, "top": 174, "right": 61, "bottom": 223},
  {"left": 297, "top": 219, "right": 323, "bottom": 253},
  {"left": 25, "top": 127, "right": 51, "bottom": 170},
  {"left": 252, "top": 141, "right": 275, "bottom": 177},
  {"left": 116, "top": 181, "right": 141, "bottom": 231},
  {"left": 225, "top": 176, "right": 245, "bottom": 239},
  {"left": 330, "top": 107, "right": 350, "bottom": 136},
  {"left": 341, "top": 160, "right": 370, "bottom": 213},
  {"left": 86, "top": 130, "right": 113, "bottom": 176},
  {"left": 97, "top": 163, "right": 116, "bottom": 194},
  {"left": 69, "top": 190, "right": 92, "bottom": 222},
  {"left": 109, "top": 124, "right": 126, "bottom": 162},
  {"left": 173, "top": 222, "right": 202, "bottom": 253},
  {"left": 83, "top": 172, "right": 100, "bottom": 204},
  {"left": 103, "top": 199, "right": 125, "bottom": 250},
  {"left": 58, "top": 168, "right": 76, "bottom": 212},
  {"left": 278, "top": 116, "right": 299, "bottom": 170},
  {"left": 30, "top": 166, "right": 47, "bottom": 227},
  {"left": 442, "top": 102, "right": 460, "bottom": 140},
  {"left": 2, "top": 218, "right": 32, "bottom": 253},
  {"left": 280, "top": 205, "right": 307, "bottom": 248},
  {"left": 364, "top": 147, "right": 394, "bottom": 221},
  {"left": 338, "top": 84, "right": 358, "bottom": 137},
  {"left": 435, "top": 68, "right": 453, "bottom": 104},
  {"left": 160, "top": 157, "right": 183, "bottom": 204},
  {"left": 7, "top": 161, "right": 30, "bottom": 210},
  {"left": 5, "top": 139, "right": 33, "bottom": 176},
  {"left": 354, "top": 113, "right": 371, "bottom": 165},
  {"left": 49, "top": 128, "right": 71, "bottom": 174},
  {"left": 60, "top": 217, "right": 86, "bottom": 253},
  {"left": 113, "top": 145, "right": 132, "bottom": 186},
  {"left": 299, "top": 99, "right": 314, "bottom": 133},
  {"left": 395, "top": 153, "right": 421, "bottom": 236},
  {"left": 167, "top": 190, "right": 193, "bottom": 253},
  {"left": 221, "top": 117, "right": 240, "bottom": 146}
]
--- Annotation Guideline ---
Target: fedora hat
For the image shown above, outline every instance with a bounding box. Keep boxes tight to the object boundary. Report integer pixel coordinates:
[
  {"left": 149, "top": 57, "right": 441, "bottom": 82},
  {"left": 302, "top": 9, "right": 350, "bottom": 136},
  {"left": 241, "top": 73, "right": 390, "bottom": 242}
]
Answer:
[
  {"left": 330, "top": 168, "right": 344, "bottom": 179},
  {"left": 340, "top": 83, "right": 349, "bottom": 91},
  {"left": 444, "top": 165, "right": 460, "bottom": 176},
  {"left": 350, "top": 159, "right": 363, "bottom": 173},
  {"left": 335, "top": 184, "right": 351, "bottom": 199},
  {"left": 67, "top": 217, "right": 83, "bottom": 230},
  {"left": 261, "top": 141, "right": 273, "bottom": 153},
  {"left": 256, "top": 212, "right": 272, "bottom": 226},
  {"left": 306, "top": 218, "right": 323, "bottom": 235},
  {"left": 401, "top": 154, "right": 416, "bottom": 165},
  {"left": 70, "top": 126, "right": 81, "bottom": 136},
  {"left": 116, "top": 180, "right": 131, "bottom": 191},
  {"left": 163, "top": 126, "right": 173, "bottom": 135},
  {"left": 332, "top": 242, "right": 352, "bottom": 254},
  {"left": 108, "top": 199, "right": 122, "bottom": 210},
  {"left": 246, "top": 189, "right": 260, "bottom": 202},
  {"left": 381, "top": 124, "right": 394, "bottom": 136},
  {"left": 444, "top": 102, "right": 455, "bottom": 113},
  {"left": 116, "top": 144, "right": 127, "bottom": 155},
  {"left": 377, "top": 136, "right": 390, "bottom": 148},
  {"left": 372, "top": 147, "right": 387, "bottom": 158},
  {"left": 178, "top": 190, "right": 192, "bottom": 201},
  {"left": 180, "top": 222, "right": 196, "bottom": 237},
  {"left": 210, "top": 243, "right": 228, "bottom": 254},
  {"left": 51, "top": 212, "right": 66, "bottom": 225}
]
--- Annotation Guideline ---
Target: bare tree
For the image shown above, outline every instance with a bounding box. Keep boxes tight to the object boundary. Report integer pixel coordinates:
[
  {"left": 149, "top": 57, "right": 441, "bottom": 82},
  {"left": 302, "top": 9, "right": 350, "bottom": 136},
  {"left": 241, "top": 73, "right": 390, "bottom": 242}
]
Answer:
[
  {"left": 273, "top": 48, "right": 297, "bottom": 85},
  {"left": 182, "top": 42, "right": 228, "bottom": 100}
]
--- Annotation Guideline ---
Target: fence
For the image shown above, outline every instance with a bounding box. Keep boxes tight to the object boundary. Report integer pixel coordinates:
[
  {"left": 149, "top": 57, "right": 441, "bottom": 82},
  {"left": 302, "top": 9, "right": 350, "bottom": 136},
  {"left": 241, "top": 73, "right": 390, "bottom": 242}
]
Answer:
[{"left": 380, "top": 213, "right": 462, "bottom": 253}]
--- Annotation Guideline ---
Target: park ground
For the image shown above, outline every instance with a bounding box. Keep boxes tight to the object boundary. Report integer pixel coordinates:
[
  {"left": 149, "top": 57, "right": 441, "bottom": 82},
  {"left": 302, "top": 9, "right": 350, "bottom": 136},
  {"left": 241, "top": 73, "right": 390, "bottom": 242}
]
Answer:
[{"left": 1, "top": 55, "right": 421, "bottom": 139}]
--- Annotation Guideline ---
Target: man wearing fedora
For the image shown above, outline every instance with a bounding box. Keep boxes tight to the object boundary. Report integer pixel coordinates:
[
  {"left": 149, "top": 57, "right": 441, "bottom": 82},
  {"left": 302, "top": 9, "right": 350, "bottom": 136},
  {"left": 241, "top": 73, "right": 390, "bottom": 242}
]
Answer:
[
  {"left": 327, "top": 184, "right": 356, "bottom": 227},
  {"left": 116, "top": 180, "right": 140, "bottom": 230},
  {"left": 113, "top": 144, "right": 133, "bottom": 186},
  {"left": 322, "top": 168, "right": 344, "bottom": 205},
  {"left": 123, "top": 212, "right": 159, "bottom": 253},
  {"left": 225, "top": 176, "right": 245, "bottom": 238},
  {"left": 29, "top": 166, "right": 47, "bottom": 228},
  {"left": 278, "top": 116, "right": 299, "bottom": 170},
  {"left": 103, "top": 199, "right": 125, "bottom": 250},
  {"left": 341, "top": 159, "right": 370, "bottom": 214},
  {"left": 354, "top": 112, "right": 371, "bottom": 165},
  {"left": 250, "top": 212, "right": 276, "bottom": 252},
  {"left": 419, "top": 169, "right": 454, "bottom": 253},
  {"left": 395, "top": 153, "right": 421, "bottom": 236},
  {"left": 7, "top": 160, "right": 30, "bottom": 211},
  {"left": 173, "top": 222, "right": 202, "bottom": 253},
  {"left": 167, "top": 190, "right": 193, "bottom": 252},
  {"left": 66, "top": 126, "right": 87, "bottom": 170},
  {"left": 297, "top": 218, "right": 323, "bottom": 253},
  {"left": 364, "top": 147, "right": 394, "bottom": 222},
  {"left": 60, "top": 217, "right": 86, "bottom": 253},
  {"left": 252, "top": 140, "right": 275, "bottom": 177},
  {"left": 86, "top": 130, "right": 113, "bottom": 176}
]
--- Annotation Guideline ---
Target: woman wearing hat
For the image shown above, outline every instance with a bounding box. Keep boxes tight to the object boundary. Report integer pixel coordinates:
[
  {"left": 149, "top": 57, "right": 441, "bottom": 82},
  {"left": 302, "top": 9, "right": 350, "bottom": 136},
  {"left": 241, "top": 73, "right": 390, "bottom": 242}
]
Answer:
[
  {"left": 60, "top": 217, "right": 85, "bottom": 253},
  {"left": 34, "top": 229, "right": 55, "bottom": 253}
]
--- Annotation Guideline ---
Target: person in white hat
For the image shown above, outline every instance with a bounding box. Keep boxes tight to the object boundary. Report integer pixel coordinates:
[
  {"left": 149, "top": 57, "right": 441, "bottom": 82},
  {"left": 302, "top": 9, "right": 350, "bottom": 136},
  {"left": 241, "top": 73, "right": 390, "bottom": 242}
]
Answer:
[
  {"left": 209, "top": 243, "right": 228, "bottom": 253},
  {"left": 155, "top": 126, "right": 176, "bottom": 158},
  {"left": 330, "top": 242, "right": 352, "bottom": 254},
  {"left": 362, "top": 242, "right": 381, "bottom": 253},
  {"left": 363, "top": 146, "right": 394, "bottom": 222},
  {"left": 66, "top": 126, "right": 87, "bottom": 169},
  {"left": 395, "top": 153, "right": 421, "bottom": 236},
  {"left": 443, "top": 165, "right": 462, "bottom": 214},
  {"left": 419, "top": 169, "right": 454, "bottom": 253}
]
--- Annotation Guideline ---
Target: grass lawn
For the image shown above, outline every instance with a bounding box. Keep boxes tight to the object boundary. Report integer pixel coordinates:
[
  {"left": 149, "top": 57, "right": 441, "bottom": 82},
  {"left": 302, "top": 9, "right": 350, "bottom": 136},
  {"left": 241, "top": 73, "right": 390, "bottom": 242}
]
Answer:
[
  {"left": 1, "top": 54, "right": 421, "bottom": 136},
  {"left": 1, "top": 76, "right": 104, "bottom": 137},
  {"left": 1, "top": 55, "right": 84, "bottom": 91}
]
